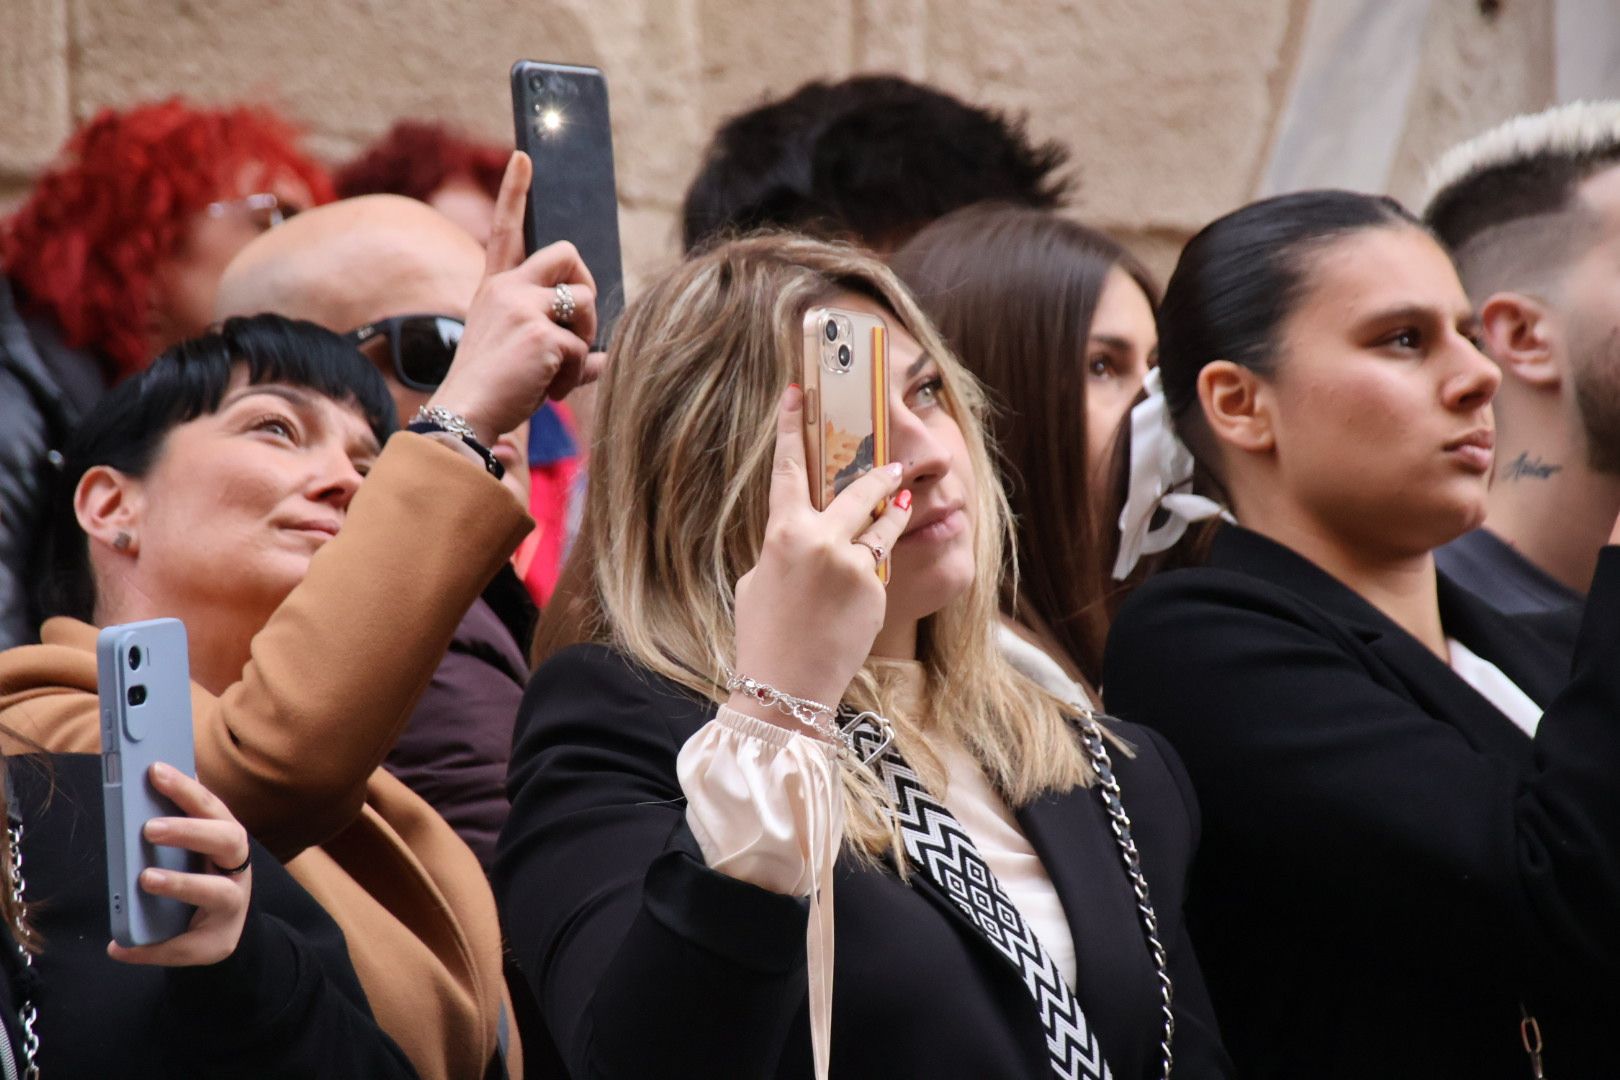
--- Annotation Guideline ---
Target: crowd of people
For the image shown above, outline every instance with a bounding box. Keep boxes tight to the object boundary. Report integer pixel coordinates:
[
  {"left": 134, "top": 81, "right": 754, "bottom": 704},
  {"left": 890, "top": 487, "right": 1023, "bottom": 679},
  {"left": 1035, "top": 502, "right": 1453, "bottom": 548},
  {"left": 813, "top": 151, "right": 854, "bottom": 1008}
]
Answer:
[{"left": 0, "top": 72, "right": 1617, "bottom": 1080}]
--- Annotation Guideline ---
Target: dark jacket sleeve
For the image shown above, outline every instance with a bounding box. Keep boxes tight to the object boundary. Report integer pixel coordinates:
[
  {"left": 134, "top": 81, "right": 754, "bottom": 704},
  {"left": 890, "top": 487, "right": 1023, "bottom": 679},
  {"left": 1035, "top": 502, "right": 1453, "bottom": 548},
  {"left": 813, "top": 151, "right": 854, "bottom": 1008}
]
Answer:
[
  {"left": 495, "top": 645, "right": 811, "bottom": 1079},
  {"left": 163, "top": 848, "right": 418, "bottom": 1078},
  {"left": 1102, "top": 550, "right": 1620, "bottom": 990},
  {"left": 0, "top": 359, "right": 50, "bottom": 651},
  {"left": 1132, "top": 725, "right": 1232, "bottom": 1077},
  {"left": 384, "top": 600, "right": 526, "bottom": 868}
]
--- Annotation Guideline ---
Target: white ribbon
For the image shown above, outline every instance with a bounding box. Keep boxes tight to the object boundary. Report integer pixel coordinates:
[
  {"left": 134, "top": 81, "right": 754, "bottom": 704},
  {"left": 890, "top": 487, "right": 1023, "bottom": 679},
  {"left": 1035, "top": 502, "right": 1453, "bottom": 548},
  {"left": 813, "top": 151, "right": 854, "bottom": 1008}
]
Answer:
[{"left": 1112, "top": 367, "right": 1230, "bottom": 580}]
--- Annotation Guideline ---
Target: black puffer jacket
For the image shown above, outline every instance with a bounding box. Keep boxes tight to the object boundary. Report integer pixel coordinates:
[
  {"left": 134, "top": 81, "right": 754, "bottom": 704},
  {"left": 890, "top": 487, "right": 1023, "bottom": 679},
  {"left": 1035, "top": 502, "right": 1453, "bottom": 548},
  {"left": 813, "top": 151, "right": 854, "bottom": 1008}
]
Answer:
[{"left": 0, "top": 278, "right": 104, "bottom": 648}]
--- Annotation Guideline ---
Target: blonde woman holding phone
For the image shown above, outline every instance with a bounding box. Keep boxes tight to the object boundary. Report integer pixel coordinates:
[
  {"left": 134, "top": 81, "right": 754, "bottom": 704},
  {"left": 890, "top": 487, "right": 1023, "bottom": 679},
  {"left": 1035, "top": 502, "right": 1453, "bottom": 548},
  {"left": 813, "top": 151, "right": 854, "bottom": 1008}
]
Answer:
[{"left": 497, "top": 234, "right": 1232, "bottom": 1079}]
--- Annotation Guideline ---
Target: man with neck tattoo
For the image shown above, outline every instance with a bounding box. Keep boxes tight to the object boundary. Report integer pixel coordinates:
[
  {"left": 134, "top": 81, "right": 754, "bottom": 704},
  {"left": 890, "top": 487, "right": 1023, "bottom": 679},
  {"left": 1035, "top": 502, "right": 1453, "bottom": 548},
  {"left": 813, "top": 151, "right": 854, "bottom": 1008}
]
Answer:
[{"left": 1423, "top": 102, "right": 1620, "bottom": 651}]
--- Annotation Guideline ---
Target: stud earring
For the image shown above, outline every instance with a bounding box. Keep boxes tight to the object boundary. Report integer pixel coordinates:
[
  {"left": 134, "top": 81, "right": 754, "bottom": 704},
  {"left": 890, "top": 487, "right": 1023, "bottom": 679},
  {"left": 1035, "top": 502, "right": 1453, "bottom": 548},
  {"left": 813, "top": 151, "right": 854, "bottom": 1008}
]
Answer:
[{"left": 112, "top": 532, "right": 133, "bottom": 552}]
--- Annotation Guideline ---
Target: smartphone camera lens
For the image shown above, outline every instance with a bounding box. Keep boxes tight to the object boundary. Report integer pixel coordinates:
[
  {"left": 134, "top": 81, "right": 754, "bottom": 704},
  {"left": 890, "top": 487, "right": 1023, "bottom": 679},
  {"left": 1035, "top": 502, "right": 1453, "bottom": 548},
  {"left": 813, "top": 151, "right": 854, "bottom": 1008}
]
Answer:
[
  {"left": 128, "top": 646, "right": 142, "bottom": 670},
  {"left": 127, "top": 685, "right": 147, "bottom": 707},
  {"left": 837, "top": 343, "right": 852, "bottom": 369},
  {"left": 824, "top": 319, "right": 839, "bottom": 342}
]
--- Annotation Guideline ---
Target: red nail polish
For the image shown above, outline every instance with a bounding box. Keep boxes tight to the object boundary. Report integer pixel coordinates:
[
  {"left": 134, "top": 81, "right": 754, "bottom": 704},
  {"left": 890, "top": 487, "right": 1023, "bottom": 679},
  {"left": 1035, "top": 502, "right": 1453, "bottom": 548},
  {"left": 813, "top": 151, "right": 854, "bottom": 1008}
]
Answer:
[
  {"left": 896, "top": 489, "right": 913, "bottom": 511},
  {"left": 788, "top": 382, "right": 801, "bottom": 391}
]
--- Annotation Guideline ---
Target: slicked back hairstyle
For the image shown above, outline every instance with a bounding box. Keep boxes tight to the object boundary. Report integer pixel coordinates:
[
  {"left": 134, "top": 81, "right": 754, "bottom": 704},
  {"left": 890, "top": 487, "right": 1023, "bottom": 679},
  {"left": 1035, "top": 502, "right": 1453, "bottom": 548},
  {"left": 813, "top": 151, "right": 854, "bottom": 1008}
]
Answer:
[
  {"left": 37, "top": 314, "right": 396, "bottom": 623},
  {"left": 681, "top": 75, "right": 1073, "bottom": 253},
  {"left": 1159, "top": 190, "right": 1420, "bottom": 478},
  {"left": 1422, "top": 101, "right": 1620, "bottom": 296}
]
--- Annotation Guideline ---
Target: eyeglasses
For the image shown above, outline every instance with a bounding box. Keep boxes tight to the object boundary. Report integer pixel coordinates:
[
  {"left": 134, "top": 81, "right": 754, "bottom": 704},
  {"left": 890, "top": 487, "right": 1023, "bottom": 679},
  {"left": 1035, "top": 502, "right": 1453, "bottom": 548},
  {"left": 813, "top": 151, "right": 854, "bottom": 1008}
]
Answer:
[
  {"left": 345, "top": 314, "right": 465, "bottom": 391},
  {"left": 205, "top": 192, "right": 300, "bottom": 230}
]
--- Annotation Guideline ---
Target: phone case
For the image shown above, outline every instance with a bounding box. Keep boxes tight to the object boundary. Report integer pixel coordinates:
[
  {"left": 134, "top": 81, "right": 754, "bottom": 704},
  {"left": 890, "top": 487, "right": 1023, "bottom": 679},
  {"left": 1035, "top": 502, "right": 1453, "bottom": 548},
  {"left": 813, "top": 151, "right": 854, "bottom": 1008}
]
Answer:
[
  {"left": 98, "top": 618, "right": 201, "bottom": 947},
  {"left": 510, "top": 59, "right": 626, "bottom": 349},
  {"left": 802, "top": 306, "right": 891, "bottom": 582}
]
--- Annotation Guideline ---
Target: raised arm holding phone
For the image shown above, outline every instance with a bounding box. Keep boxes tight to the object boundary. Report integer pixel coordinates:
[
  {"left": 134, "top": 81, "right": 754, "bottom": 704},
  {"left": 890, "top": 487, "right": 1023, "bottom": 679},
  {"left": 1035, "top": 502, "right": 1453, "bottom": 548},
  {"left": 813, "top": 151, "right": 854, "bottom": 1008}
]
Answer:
[{"left": 0, "top": 151, "right": 598, "bottom": 1080}]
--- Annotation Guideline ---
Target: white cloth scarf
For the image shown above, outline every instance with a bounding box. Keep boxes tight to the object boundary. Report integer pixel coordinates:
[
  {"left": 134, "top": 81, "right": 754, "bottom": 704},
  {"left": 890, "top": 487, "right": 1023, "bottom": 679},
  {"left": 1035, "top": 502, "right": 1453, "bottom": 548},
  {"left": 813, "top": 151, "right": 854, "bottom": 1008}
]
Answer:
[{"left": 1112, "top": 367, "right": 1231, "bottom": 580}]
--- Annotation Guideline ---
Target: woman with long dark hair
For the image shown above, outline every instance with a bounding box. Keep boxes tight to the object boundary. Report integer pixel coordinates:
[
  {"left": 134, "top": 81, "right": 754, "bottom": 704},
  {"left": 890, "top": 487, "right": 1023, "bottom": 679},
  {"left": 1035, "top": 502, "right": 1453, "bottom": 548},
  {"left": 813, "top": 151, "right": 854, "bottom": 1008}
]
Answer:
[
  {"left": 892, "top": 204, "right": 1158, "bottom": 686},
  {"left": 1103, "top": 190, "right": 1620, "bottom": 1077}
]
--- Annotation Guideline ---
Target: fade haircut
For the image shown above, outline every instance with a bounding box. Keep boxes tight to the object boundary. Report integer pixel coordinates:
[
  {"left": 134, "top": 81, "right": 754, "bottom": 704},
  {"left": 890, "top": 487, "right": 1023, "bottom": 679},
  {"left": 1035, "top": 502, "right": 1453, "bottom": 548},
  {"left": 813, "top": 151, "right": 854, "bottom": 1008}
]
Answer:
[{"left": 1422, "top": 101, "right": 1620, "bottom": 300}]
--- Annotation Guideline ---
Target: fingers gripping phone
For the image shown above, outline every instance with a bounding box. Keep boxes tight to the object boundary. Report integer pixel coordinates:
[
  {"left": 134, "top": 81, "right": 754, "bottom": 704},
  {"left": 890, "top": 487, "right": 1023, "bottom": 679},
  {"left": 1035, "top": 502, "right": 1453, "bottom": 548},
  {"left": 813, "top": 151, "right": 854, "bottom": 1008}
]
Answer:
[
  {"left": 802, "top": 306, "right": 891, "bottom": 582},
  {"left": 98, "top": 618, "right": 202, "bottom": 946},
  {"left": 510, "top": 59, "right": 626, "bottom": 350}
]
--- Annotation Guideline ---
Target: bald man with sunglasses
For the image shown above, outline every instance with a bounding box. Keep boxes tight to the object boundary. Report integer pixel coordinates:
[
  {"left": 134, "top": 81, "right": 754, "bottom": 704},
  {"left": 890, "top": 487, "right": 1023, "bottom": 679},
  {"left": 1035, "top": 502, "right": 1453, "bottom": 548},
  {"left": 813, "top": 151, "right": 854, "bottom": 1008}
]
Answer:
[{"left": 214, "top": 185, "right": 558, "bottom": 870}]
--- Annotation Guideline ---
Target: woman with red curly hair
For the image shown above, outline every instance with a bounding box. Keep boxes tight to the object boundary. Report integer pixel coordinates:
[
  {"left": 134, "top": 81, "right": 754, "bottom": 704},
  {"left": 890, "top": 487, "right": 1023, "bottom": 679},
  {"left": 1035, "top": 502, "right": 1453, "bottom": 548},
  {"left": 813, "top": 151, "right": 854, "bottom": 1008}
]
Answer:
[{"left": 0, "top": 98, "right": 332, "bottom": 648}]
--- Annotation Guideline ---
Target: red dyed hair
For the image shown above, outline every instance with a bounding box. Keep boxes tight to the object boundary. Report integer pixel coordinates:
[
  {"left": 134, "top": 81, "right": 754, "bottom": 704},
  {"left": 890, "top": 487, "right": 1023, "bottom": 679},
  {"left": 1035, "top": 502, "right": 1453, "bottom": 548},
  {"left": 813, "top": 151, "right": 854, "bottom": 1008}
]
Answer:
[
  {"left": 333, "top": 120, "right": 509, "bottom": 203},
  {"left": 1, "top": 98, "right": 333, "bottom": 380}
]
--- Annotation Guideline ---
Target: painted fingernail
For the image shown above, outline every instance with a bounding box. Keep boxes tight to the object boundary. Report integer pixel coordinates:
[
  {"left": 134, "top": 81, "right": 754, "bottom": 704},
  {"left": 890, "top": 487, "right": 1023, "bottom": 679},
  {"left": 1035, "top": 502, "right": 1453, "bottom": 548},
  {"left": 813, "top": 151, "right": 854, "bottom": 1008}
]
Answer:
[
  {"left": 896, "top": 489, "right": 913, "bottom": 511},
  {"left": 788, "top": 382, "right": 800, "bottom": 391},
  {"left": 888, "top": 462, "right": 904, "bottom": 477}
]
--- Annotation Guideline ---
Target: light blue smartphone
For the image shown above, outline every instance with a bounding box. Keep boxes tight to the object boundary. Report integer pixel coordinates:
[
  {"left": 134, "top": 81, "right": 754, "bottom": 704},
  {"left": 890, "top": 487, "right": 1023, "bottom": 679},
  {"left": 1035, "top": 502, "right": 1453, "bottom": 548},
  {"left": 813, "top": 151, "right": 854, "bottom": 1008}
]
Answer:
[{"left": 97, "top": 617, "right": 201, "bottom": 947}]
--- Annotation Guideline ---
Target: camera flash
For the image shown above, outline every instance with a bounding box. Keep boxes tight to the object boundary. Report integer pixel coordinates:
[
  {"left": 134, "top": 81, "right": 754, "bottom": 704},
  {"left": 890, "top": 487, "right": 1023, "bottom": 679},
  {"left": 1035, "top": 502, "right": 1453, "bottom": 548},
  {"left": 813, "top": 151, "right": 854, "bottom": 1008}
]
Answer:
[{"left": 540, "top": 108, "right": 563, "bottom": 133}]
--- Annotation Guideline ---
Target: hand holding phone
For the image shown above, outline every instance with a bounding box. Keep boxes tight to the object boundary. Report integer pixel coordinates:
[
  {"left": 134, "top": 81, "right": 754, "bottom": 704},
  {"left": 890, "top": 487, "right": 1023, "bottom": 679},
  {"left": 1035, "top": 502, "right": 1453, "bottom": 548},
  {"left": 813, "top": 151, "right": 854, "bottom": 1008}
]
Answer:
[
  {"left": 510, "top": 60, "right": 626, "bottom": 351},
  {"left": 428, "top": 151, "right": 601, "bottom": 446},
  {"left": 105, "top": 762, "right": 253, "bottom": 968},
  {"left": 729, "top": 388, "right": 913, "bottom": 722}
]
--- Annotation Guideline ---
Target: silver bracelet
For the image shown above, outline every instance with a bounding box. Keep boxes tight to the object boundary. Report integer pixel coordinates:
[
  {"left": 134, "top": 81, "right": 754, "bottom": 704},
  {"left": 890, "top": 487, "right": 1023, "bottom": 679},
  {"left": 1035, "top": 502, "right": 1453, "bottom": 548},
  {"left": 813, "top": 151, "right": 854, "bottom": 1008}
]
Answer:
[
  {"left": 723, "top": 671, "right": 840, "bottom": 741},
  {"left": 414, "top": 404, "right": 478, "bottom": 440}
]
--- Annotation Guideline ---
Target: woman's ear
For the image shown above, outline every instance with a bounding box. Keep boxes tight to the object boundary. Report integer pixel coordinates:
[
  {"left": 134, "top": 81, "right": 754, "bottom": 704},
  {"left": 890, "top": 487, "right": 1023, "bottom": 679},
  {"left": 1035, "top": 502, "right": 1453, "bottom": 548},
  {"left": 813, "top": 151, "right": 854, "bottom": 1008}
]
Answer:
[
  {"left": 75, "top": 465, "right": 144, "bottom": 556},
  {"left": 1479, "top": 292, "right": 1558, "bottom": 390},
  {"left": 1196, "top": 360, "right": 1275, "bottom": 455}
]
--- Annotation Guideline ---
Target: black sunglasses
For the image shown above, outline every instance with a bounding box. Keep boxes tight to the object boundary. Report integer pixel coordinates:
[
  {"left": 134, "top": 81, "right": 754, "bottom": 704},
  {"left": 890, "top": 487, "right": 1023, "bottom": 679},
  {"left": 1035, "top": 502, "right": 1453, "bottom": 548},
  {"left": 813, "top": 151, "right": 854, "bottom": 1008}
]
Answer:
[{"left": 345, "top": 314, "right": 464, "bottom": 392}]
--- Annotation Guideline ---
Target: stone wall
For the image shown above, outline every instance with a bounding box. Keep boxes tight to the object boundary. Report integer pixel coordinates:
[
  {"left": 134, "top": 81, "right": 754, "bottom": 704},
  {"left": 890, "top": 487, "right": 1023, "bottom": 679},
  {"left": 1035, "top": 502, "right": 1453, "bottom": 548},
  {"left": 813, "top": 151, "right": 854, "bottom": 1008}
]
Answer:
[{"left": 0, "top": 0, "right": 1556, "bottom": 284}]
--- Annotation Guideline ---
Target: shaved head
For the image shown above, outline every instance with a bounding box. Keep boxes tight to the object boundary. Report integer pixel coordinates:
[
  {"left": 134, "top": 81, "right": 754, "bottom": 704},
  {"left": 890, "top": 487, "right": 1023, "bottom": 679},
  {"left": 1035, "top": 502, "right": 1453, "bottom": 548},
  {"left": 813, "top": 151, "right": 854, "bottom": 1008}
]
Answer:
[{"left": 214, "top": 194, "right": 485, "bottom": 329}]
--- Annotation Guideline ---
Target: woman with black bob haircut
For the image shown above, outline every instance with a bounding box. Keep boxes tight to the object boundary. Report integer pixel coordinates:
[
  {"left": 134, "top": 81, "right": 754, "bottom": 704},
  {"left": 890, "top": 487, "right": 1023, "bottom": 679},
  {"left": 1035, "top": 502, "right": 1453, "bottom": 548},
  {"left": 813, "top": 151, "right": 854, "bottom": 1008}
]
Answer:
[
  {"left": 0, "top": 183, "right": 599, "bottom": 1080},
  {"left": 0, "top": 315, "right": 416, "bottom": 1076},
  {"left": 1102, "top": 190, "right": 1620, "bottom": 1077}
]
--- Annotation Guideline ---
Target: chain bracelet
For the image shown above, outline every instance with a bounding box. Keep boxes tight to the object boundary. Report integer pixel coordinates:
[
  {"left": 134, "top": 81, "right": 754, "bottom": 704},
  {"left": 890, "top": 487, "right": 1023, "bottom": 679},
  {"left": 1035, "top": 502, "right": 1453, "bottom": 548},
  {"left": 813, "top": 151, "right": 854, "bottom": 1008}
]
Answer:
[
  {"left": 1079, "top": 716, "right": 1174, "bottom": 1080},
  {"left": 723, "top": 671, "right": 840, "bottom": 741},
  {"left": 7, "top": 819, "right": 38, "bottom": 1080}
]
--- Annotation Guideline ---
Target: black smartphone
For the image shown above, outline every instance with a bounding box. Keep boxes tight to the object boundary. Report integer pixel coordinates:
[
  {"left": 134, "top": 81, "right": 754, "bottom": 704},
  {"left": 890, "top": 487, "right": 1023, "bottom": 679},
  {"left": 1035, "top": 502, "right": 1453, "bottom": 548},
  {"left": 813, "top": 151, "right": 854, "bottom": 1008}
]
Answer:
[{"left": 510, "top": 59, "right": 626, "bottom": 350}]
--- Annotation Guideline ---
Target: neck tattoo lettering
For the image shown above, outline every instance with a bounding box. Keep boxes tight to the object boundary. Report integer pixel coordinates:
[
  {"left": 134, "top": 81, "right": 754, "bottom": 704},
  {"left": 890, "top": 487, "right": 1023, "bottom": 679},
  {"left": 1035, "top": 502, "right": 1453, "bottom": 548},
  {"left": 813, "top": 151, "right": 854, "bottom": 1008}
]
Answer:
[{"left": 1502, "top": 451, "right": 1562, "bottom": 481}]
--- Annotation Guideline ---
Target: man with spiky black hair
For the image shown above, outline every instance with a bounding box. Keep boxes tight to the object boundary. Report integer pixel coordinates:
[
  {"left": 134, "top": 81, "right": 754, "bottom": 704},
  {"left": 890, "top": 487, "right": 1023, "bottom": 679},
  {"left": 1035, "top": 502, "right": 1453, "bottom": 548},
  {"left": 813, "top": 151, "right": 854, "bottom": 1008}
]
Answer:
[{"left": 1425, "top": 101, "right": 1620, "bottom": 647}]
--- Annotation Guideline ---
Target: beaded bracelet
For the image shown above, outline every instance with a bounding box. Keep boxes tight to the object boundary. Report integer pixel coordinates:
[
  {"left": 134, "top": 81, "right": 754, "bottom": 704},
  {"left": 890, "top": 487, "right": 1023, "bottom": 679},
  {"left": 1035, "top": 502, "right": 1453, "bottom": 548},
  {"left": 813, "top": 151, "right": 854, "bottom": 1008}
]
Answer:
[{"left": 723, "top": 671, "right": 840, "bottom": 742}]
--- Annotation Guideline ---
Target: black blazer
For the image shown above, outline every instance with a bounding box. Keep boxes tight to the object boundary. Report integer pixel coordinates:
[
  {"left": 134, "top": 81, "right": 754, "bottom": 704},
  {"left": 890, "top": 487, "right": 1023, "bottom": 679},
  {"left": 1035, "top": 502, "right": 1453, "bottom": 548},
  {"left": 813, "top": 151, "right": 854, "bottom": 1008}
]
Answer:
[
  {"left": 495, "top": 644, "right": 1233, "bottom": 1079},
  {"left": 1102, "top": 525, "right": 1620, "bottom": 1079}
]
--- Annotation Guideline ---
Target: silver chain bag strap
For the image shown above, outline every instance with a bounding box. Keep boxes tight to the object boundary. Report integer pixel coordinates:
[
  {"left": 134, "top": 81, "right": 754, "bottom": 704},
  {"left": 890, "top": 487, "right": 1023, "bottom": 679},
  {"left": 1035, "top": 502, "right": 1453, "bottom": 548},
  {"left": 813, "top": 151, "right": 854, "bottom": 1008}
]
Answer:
[
  {"left": 844, "top": 710, "right": 1174, "bottom": 1080},
  {"left": 4, "top": 790, "right": 40, "bottom": 1080}
]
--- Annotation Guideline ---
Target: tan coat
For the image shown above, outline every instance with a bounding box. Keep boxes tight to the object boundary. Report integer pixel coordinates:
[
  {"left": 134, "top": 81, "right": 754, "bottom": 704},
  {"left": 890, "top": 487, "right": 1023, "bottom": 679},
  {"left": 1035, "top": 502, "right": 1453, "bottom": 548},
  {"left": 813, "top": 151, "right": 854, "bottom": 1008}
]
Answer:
[{"left": 0, "top": 433, "right": 530, "bottom": 1080}]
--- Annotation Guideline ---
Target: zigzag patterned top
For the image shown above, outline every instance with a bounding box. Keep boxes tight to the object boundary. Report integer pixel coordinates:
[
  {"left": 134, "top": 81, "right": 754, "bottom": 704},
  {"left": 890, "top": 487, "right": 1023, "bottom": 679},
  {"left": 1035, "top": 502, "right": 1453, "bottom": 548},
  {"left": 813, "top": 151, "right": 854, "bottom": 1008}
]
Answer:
[{"left": 846, "top": 721, "right": 1114, "bottom": 1080}]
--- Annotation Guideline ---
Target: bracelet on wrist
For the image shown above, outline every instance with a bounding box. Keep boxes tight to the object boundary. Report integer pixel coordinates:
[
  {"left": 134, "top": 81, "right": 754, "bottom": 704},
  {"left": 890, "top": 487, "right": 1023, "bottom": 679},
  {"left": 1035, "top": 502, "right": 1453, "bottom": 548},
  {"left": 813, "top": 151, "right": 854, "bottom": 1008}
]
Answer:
[
  {"left": 722, "top": 670, "right": 895, "bottom": 765},
  {"left": 407, "top": 405, "right": 504, "bottom": 480}
]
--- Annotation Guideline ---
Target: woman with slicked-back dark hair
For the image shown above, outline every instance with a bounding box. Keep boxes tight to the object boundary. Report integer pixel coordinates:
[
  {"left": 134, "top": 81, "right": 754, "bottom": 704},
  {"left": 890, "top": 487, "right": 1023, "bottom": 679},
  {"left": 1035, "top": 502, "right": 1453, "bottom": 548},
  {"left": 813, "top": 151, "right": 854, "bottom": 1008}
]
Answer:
[
  {"left": 892, "top": 204, "right": 1158, "bottom": 688},
  {"left": 1103, "top": 189, "right": 1620, "bottom": 1078}
]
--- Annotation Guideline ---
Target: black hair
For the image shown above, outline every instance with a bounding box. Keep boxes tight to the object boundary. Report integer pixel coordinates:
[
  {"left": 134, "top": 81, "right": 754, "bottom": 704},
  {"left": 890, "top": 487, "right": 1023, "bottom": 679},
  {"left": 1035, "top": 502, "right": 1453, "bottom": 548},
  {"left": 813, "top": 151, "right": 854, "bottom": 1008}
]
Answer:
[
  {"left": 36, "top": 314, "right": 397, "bottom": 623},
  {"left": 680, "top": 75, "right": 1072, "bottom": 253},
  {"left": 1157, "top": 189, "right": 1421, "bottom": 442}
]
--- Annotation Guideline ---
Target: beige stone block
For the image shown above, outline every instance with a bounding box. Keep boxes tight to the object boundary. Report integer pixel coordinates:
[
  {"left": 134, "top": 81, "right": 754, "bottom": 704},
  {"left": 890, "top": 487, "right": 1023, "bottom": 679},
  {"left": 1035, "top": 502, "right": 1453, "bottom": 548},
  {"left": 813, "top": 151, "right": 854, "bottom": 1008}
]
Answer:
[
  {"left": 918, "top": 0, "right": 1300, "bottom": 234},
  {"left": 0, "top": 0, "right": 70, "bottom": 175},
  {"left": 1387, "top": 0, "right": 1555, "bottom": 210}
]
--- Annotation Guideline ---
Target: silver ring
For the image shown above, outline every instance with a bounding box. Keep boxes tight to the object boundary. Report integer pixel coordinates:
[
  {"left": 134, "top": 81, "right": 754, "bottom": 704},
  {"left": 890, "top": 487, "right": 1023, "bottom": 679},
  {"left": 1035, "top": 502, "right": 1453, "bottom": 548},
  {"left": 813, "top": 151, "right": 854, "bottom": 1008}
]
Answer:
[
  {"left": 550, "top": 282, "right": 576, "bottom": 325},
  {"left": 855, "top": 537, "right": 885, "bottom": 564}
]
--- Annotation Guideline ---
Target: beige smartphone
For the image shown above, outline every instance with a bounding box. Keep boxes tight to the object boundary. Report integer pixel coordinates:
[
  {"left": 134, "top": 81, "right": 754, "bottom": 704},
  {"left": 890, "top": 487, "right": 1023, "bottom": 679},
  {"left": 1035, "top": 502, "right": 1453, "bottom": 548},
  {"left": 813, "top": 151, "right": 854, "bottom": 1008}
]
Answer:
[{"left": 802, "top": 305, "right": 891, "bottom": 582}]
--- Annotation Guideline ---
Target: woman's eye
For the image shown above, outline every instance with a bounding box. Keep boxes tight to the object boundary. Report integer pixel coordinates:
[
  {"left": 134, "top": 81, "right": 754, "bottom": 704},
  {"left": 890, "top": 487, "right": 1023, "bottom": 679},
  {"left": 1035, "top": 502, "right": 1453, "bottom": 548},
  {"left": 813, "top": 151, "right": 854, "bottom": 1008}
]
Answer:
[
  {"left": 252, "top": 415, "right": 296, "bottom": 440},
  {"left": 910, "top": 376, "right": 944, "bottom": 408},
  {"left": 1388, "top": 328, "right": 1423, "bottom": 350},
  {"left": 1087, "top": 354, "right": 1116, "bottom": 379}
]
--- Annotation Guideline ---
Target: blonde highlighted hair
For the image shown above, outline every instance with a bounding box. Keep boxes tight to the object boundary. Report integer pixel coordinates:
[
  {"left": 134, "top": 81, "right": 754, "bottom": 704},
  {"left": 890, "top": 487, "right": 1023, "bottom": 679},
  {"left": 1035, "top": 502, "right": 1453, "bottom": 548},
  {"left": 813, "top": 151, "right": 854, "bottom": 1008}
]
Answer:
[{"left": 545, "top": 233, "right": 1096, "bottom": 860}]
